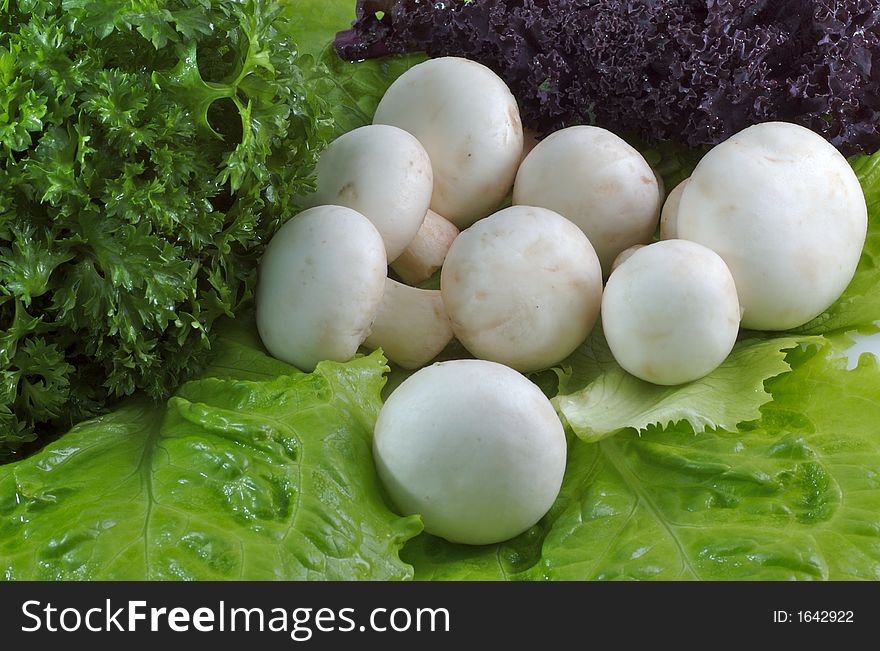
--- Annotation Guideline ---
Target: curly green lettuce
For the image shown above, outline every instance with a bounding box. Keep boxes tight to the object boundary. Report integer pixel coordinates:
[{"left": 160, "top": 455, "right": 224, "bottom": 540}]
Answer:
[
  {"left": 336, "top": 0, "right": 880, "bottom": 156},
  {"left": 0, "top": 0, "right": 332, "bottom": 456}
]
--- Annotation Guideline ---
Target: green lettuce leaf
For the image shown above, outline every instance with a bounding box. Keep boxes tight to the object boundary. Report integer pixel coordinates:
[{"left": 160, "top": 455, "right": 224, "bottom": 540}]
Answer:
[
  {"left": 554, "top": 332, "right": 806, "bottom": 442},
  {"left": 0, "top": 323, "right": 421, "bottom": 580},
  {"left": 404, "top": 342, "right": 880, "bottom": 580},
  {"left": 286, "top": 0, "right": 427, "bottom": 137},
  {"left": 285, "top": 0, "right": 356, "bottom": 60}
]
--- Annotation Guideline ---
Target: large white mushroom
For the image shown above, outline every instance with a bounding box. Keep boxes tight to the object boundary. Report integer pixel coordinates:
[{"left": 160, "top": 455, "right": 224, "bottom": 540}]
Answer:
[
  {"left": 677, "top": 121, "right": 867, "bottom": 331},
  {"left": 513, "top": 125, "right": 663, "bottom": 275},
  {"left": 602, "top": 239, "right": 741, "bottom": 386},
  {"left": 441, "top": 205, "right": 603, "bottom": 372},
  {"left": 306, "top": 124, "right": 433, "bottom": 261},
  {"left": 256, "top": 205, "right": 386, "bottom": 371},
  {"left": 373, "top": 57, "right": 523, "bottom": 227},
  {"left": 373, "top": 359, "right": 567, "bottom": 545}
]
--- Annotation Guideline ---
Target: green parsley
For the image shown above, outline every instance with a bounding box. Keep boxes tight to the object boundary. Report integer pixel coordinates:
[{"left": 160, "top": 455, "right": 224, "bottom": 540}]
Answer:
[{"left": 0, "top": 0, "right": 331, "bottom": 456}]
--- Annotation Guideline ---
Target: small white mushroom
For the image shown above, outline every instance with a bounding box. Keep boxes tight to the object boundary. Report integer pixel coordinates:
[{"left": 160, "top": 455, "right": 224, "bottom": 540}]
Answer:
[
  {"left": 373, "top": 57, "right": 523, "bottom": 227},
  {"left": 363, "top": 278, "right": 454, "bottom": 370},
  {"left": 602, "top": 239, "right": 741, "bottom": 386},
  {"left": 390, "top": 209, "right": 460, "bottom": 286},
  {"left": 660, "top": 178, "right": 689, "bottom": 240},
  {"left": 256, "top": 205, "right": 386, "bottom": 371},
  {"left": 513, "top": 125, "right": 663, "bottom": 275},
  {"left": 610, "top": 244, "right": 645, "bottom": 273},
  {"left": 677, "top": 121, "right": 867, "bottom": 330},
  {"left": 373, "top": 359, "right": 567, "bottom": 545},
  {"left": 307, "top": 124, "right": 433, "bottom": 261},
  {"left": 441, "top": 205, "right": 603, "bottom": 372}
]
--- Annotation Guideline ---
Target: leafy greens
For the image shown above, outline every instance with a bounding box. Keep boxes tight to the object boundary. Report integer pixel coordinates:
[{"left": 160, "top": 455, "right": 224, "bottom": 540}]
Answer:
[
  {"left": 0, "top": 319, "right": 421, "bottom": 580},
  {"left": 336, "top": 0, "right": 880, "bottom": 156},
  {"left": 0, "top": 0, "right": 331, "bottom": 456},
  {"left": 555, "top": 335, "right": 808, "bottom": 443}
]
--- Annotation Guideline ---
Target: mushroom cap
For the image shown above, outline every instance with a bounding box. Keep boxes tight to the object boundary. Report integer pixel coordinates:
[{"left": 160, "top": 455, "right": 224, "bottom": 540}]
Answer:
[
  {"left": 441, "top": 205, "right": 603, "bottom": 372},
  {"left": 677, "top": 121, "right": 867, "bottom": 331},
  {"left": 374, "top": 57, "right": 523, "bottom": 228},
  {"left": 660, "top": 178, "right": 689, "bottom": 240},
  {"left": 256, "top": 205, "right": 387, "bottom": 371},
  {"left": 610, "top": 244, "right": 645, "bottom": 273},
  {"left": 308, "top": 124, "right": 433, "bottom": 261},
  {"left": 373, "top": 359, "right": 567, "bottom": 545},
  {"left": 602, "top": 239, "right": 741, "bottom": 386},
  {"left": 513, "top": 125, "right": 662, "bottom": 275}
]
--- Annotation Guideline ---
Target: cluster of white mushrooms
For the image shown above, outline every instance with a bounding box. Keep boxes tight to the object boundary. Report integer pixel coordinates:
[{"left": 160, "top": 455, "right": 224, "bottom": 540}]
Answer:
[{"left": 256, "top": 57, "right": 868, "bottom": 545}]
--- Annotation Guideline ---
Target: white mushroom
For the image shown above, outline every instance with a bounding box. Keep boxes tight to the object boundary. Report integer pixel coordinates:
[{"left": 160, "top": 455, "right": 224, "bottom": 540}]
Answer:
[
  {"left": 307, "top": 124, "right": 433, "bottom": 261},
  {"left": 513, "top": 125, "right": 663, "bottom": 275},
  {"left": 373, "top": 359, "right": 567, "bottom": 545},
  {"left": 677, "top": 121, "right": 867, "bottom": 330},
  {"left": 441, "top": 205, "right": 603, "bottom": 372},
  {"left": 602, "top": 239, "right": 741, "bottom": 386},
  {"left": 363, "top": 278, "right": 454, "bottom": 370},
  {"left": 256, "top": 205, "right": 386, "bottom": 371},
  {"left": 390, "top": 209, "right": 460, "bottom": 286},
  {"left": 610, "top": 244, "right": 645, "bottom": 273},
  {"left": 660, "top": 178, "right": 689, "bottom": 240},
  {"left": 373, "top": 57, "right": 523, "bottom": 228}
]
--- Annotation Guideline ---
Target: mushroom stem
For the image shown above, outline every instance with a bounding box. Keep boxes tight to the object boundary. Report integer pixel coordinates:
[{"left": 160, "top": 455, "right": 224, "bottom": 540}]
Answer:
[
  {"left": 390, "top": 210, "right": 460, "bottom": 286},
  {"left": 364, "top": 278, "right": 455, "bottom": 369}
]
